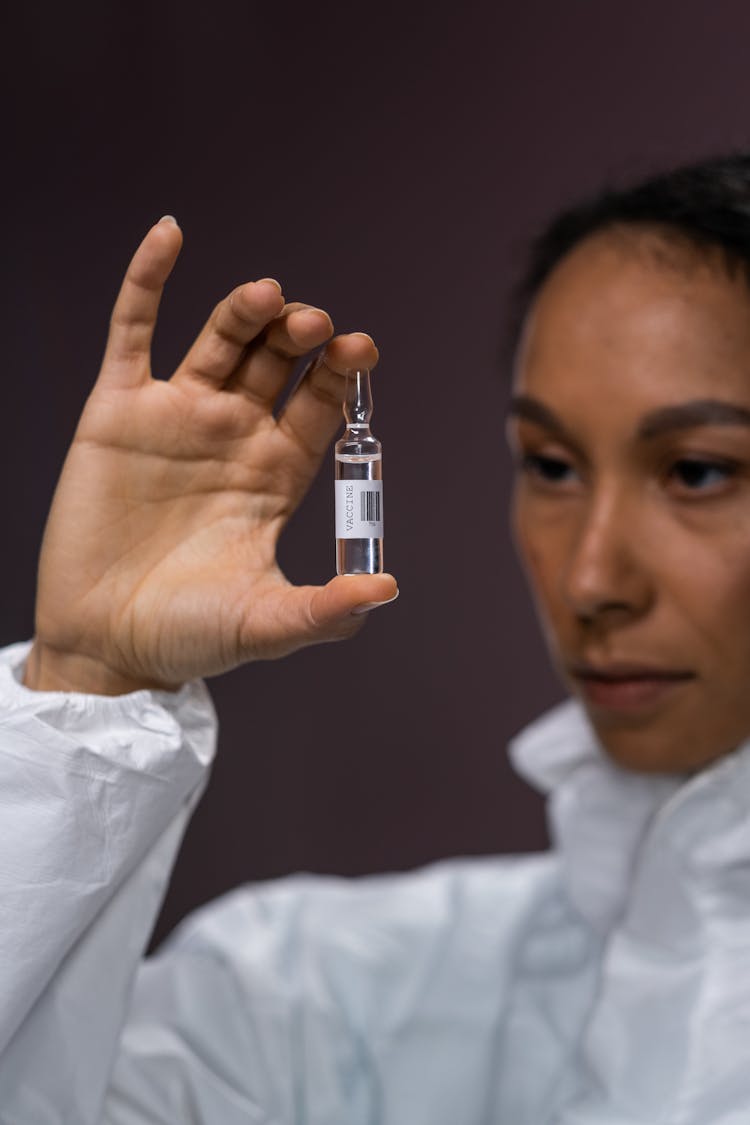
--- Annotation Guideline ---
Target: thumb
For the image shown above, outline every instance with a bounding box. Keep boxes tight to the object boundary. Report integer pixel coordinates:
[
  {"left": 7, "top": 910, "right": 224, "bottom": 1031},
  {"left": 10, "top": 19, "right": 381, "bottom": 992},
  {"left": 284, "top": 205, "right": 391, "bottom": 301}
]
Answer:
[
  {"left": 311, "top": 573, "right": 400, "bottom": 629},
  {"left": 257, "top": 573, "right": 400, "bottom": 658}
]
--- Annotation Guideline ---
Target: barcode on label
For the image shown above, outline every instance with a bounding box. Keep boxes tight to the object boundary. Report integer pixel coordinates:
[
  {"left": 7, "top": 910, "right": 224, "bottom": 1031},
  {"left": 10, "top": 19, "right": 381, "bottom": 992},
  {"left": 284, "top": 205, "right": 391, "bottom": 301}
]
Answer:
[{"left": 360, "top": 490, "right": 381, "bottom": 523}]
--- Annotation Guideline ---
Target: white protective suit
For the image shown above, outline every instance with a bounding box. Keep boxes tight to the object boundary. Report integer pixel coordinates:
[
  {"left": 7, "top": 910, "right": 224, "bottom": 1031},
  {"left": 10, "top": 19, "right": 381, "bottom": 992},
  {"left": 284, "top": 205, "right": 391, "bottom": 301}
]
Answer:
[{"left": 1, "top": 636, "right": 750, "bottom": 1124}]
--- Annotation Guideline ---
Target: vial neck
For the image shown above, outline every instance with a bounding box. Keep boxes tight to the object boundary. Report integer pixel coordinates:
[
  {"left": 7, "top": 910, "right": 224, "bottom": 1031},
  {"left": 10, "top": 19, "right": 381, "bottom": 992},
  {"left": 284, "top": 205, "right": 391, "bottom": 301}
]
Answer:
[{"left": 343, "top": 369, "right": 373, "bottom": 428}]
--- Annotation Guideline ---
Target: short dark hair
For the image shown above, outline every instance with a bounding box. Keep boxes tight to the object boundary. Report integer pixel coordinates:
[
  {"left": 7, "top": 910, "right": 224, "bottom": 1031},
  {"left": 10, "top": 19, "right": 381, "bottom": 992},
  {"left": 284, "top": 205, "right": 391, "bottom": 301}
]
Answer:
[{"left": 504, "top": 148, "right": 750, "bottom": 370}]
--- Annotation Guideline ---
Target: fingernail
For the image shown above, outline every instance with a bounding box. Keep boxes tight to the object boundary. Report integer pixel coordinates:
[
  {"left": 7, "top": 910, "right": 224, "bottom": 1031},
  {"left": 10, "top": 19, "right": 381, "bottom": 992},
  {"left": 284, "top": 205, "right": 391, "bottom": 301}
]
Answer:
[
  {"left": 257, "top": 277, "right": 282, "bottom": 293},
  {"left": 351, "top": 589, "right": 400, "bottom": 616},
  {"left": 158, "top": 214, "right": 178, "bottom": 226}
]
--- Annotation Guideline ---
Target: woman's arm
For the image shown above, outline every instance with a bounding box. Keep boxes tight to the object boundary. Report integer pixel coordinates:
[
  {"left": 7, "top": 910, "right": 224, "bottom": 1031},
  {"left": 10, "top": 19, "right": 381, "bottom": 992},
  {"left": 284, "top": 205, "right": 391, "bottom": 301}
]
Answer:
[
  {"left": 0, "top": 640, "right": 217, "bottom": 1121},
  {"left": 0, "top": 217, "right": 398, "bottom": 1121}
]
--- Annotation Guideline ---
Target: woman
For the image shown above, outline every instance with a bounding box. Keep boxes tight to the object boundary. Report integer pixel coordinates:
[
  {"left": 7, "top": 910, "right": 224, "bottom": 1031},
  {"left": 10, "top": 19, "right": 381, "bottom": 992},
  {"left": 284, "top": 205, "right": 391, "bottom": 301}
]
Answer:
[{"left": 2, "top": 150, "right": 749, "bottom": 1123}]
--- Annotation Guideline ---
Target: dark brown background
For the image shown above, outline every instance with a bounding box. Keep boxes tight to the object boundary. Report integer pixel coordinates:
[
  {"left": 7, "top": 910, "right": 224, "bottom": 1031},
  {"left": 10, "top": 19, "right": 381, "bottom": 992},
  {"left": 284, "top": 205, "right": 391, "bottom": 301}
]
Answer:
[{"left": 2, "top": 0, "right": 750, "bottom": 947}]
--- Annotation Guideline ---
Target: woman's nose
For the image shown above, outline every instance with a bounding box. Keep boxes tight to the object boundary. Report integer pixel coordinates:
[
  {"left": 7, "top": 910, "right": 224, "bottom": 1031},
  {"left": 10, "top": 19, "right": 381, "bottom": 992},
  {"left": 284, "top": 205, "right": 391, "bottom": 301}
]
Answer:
[{"left": 561, "top": 491, "right": 653, "bottom": 623}]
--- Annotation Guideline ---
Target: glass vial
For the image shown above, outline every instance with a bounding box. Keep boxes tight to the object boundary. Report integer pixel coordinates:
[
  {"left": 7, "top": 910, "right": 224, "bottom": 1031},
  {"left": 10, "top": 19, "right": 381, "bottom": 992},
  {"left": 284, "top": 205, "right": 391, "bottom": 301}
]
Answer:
[{"left": 335, "top": 368, "right": 384, "bottom": 574}]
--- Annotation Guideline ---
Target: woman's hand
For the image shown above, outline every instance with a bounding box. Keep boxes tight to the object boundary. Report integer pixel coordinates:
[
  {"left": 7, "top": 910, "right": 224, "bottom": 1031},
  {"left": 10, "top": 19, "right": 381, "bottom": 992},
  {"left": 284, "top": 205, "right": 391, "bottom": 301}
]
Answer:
[{"left": 23, "top": 217, "right": 398, "bottom": 694}]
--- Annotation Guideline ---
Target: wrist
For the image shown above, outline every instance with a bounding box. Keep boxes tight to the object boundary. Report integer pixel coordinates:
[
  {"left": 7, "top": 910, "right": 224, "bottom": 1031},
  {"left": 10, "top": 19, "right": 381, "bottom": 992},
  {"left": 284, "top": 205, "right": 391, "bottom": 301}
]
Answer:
[{"left": 22, "top": 641, "right": 183, "bottom": 696}]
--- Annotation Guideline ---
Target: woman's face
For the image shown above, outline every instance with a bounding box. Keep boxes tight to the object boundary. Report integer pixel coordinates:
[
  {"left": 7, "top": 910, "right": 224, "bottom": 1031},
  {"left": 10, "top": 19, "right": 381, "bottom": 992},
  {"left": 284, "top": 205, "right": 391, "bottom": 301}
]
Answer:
[{"left": 508, "top": 225, "right": 750, "bottom": 772}]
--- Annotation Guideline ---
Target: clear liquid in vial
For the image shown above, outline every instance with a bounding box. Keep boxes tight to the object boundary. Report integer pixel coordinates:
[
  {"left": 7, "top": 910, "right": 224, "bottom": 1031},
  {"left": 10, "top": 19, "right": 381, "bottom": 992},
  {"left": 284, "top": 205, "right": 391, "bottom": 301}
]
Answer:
[{"left": 335, "top": 451, "right": 383, "bottom": 574}]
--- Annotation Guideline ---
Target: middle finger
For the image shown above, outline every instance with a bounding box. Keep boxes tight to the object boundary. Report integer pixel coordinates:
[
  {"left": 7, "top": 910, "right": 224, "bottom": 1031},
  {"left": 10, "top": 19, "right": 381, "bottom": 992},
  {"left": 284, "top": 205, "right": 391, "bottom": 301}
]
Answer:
[{"left": 226, "top": 301, "right": 334, "bottom": 405}]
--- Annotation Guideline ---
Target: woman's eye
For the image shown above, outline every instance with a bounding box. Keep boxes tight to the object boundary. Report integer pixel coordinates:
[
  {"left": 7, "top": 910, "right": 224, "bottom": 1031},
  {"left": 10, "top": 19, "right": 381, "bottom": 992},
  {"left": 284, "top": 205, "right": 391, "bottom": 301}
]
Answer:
[
  {"left": 518, "top": 453, "right": 577, "bottom": 484},
  {"left": 669, "top": 458, "right": 738, "bottom": 491}
]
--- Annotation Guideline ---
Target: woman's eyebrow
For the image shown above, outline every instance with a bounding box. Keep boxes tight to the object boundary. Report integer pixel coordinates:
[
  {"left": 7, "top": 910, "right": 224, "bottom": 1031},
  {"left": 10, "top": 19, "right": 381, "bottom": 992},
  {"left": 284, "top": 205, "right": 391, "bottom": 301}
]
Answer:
[
  {"left": 507, "top": 394, "right": 750, "bottom": 441},
  {"left": 506, "top": 395, "right": 575, "bottom": 442},
  {"left": 636, "top": 399, "right": 750, "bottom": 438}
]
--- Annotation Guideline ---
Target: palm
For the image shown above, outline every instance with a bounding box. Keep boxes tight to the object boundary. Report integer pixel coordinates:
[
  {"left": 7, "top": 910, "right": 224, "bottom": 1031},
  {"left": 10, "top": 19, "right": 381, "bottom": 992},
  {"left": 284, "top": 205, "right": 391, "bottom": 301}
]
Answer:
[{"left": 31, "top": 219, "right": 397, "bottom": 692}]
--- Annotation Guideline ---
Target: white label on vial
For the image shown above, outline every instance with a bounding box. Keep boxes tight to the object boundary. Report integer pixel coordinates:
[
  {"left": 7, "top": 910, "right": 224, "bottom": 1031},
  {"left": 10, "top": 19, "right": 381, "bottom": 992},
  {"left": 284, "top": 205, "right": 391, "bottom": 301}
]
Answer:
[{"left": 335, "top": 479, "right": 384, "bottom": 538}]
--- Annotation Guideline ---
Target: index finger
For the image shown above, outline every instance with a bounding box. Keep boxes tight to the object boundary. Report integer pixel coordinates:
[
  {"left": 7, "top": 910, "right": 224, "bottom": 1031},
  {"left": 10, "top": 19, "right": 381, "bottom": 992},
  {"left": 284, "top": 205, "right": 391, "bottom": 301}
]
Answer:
[
  {"left": 98, "top": 217, "right": 183, "bottom": 390},
  {"left": 276, "top": 332, "right": 380, "bottom": 460}
]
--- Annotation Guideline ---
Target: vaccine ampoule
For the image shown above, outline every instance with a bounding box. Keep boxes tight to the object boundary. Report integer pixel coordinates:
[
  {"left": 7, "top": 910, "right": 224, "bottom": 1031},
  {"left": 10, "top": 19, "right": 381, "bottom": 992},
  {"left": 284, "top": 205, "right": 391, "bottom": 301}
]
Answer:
[{"left": 335, "top": 368, "right": 384, "bottom": 575}]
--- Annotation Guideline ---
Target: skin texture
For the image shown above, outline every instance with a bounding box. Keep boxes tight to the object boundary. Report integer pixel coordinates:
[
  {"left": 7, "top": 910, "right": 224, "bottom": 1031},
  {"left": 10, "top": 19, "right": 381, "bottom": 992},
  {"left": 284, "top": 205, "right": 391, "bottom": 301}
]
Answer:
[
  {"left": 508, "top": 224, "right": 750, "bottom": 773},
  {"left": 23, "top": 218, "right": 398, "bottom": 695}
]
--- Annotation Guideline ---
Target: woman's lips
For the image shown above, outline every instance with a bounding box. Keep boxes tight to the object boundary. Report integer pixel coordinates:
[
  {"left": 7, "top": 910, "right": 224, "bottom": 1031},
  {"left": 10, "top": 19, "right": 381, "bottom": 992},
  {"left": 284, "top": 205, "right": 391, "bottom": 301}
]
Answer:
[{"left": 574, "top": 672, "right": 695, "bottom": 712}]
